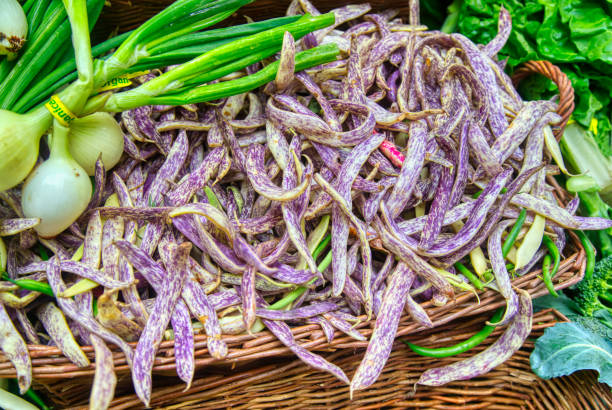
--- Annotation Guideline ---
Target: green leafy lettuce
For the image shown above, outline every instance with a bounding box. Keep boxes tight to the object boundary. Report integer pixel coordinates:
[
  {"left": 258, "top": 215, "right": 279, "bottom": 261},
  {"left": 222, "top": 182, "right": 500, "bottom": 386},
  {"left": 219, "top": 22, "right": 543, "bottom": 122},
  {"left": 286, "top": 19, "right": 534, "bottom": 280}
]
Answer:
[
  {"left": 531, "top": 321, "right": 612, "bottom": 386},
  {"left": 448, "top": 0, "right": 612, "bottom": 156}
]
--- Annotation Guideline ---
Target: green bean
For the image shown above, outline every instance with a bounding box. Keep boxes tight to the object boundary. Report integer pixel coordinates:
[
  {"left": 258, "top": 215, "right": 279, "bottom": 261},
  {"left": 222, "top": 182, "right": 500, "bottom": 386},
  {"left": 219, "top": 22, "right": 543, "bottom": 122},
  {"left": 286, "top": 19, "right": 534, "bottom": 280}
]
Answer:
[
  {"left": 454, "top": 262, "right": 484, "bottom": 290},
  {"left": 576, "top": 230, "right": 596, "bottom": 280},
  {"left": 502, "top": 208, "right": 527, "bottom": 258},
  {"left": 312, "top": 234, "right": 331, "bottom": 262},
  {"left": 542, "top": 235, "right": 560, "bottom": 278},
  {"left": 268, "top": 249, "right": 332, "bottom": 311},
  {"left": 23, "top": 387, "right": 49, "bottom": 410},
  {"left": 541, "top": 255, "right": 559, "bottom": 297},
  {"left": 228, "top": 187, "right": 244, "bottom": 215},
  {"left": 402, "top": 308, "right": 504, "bottom": 358},
  {"left": 1, "top": 271, "right": 54, "bottom": 297},
  {"left": 203, "top": 186, "right": 222, "bottom": 211},
  {"left": 473, "top": 187, "right": 506, "bottom": 199}
]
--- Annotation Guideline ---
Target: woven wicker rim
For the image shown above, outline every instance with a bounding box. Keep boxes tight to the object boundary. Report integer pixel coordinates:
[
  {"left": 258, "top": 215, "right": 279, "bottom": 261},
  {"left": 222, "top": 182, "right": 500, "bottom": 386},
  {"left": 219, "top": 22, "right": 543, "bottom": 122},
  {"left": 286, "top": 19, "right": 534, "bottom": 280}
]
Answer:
[{"left": 40, "top": 309, "right": 611, "bottom": 410}]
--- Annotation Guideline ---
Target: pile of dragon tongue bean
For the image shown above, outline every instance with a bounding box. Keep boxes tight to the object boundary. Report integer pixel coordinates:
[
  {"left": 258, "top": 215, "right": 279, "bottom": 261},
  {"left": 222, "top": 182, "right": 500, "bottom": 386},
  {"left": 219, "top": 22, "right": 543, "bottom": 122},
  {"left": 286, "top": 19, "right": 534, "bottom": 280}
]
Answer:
[{"left": 1, "top": 0, "right": 611, "bottom": 406}]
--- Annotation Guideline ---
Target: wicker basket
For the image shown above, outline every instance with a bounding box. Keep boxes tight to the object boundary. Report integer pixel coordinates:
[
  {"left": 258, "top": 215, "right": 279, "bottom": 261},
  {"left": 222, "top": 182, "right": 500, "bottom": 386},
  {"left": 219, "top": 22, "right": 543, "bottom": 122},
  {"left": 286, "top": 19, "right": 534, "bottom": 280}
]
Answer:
[
  {"left": 0, "top": 0, "right": 593, "bottom": 407},
  {"left": 34, "top": 309, "right": 612, "bottom": 409}
]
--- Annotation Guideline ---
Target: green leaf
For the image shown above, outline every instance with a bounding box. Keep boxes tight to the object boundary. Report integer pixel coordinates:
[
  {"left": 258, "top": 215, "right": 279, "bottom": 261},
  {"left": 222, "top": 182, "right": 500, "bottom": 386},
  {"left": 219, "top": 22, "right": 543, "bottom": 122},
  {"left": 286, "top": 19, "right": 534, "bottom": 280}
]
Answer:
[
  {"left": 533, "top": 293, "right": 581, "bottom": 316},
  {"left": 530, "top": 321, "right": 612, "bottom": 386}
]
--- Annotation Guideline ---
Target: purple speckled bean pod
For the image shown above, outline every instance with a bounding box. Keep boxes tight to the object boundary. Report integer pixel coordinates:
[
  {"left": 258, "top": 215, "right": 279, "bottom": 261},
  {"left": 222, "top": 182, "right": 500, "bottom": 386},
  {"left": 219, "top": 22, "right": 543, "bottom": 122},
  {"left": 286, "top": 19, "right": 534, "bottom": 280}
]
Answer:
[
  {"left": 510, "top": 193, "right": 612, "bottom": 230},
  {"left": 296, "top": 71, "right": 341, "bottom": 131},
  {"left": 405, "top": 291, "right": 433, "bottom": 328},
  {"left": 441, "top": 165, "right": 544, "bottom": 266},
  {"left": 276, "top": 31, "right": 296, "bottom": 91},
  {"left": 490, "top": 101, "right": 555, "bottom": 165},
  {"left": 483, "top": 7, "right": 511, "bottom": 57},
  {"left": 375, "top": 215, "right": 453, "bottom": 298},
  {"left": 257, "top": 296, "right": 350, "bottom": 385},
  {"left": 307, "top": 316, "right": 335, "bottom": 343},
  {"left": 166, "top": 147, "right": 224, "bottom": 206},
  {"left": 168, "top": 300, "right": 195, "bottom": 389},
  {"left": 386, "top": 120, "right": 427, "bottom": 218},
  {"left": 241, "top": 266, "right": 257, "bottom": 331},
  {"left": 452, "top": 33, "right": 508, "bottom": 137},
  {"left": 0, "top": 218, "right": 39, "bottom": 235},
  {"left": 332, "top": 132, "right": 384, "bottom": 296},
  {"left": 46, "top": 257, "right": 134, "bottom": 368},
  {"left": 417, "top": 289, "right": 532, "bottom": 387},
  {"left": 246, "top": 144, "right": 311, "bottom": 201},
  {"left": 36, "top": 302, "right": 90, "bottom": 367},
  {"left": 421, "top": 167, "right": 513, "bottom": 257},
  {"left": 350, "top": 263, "right": 414, "bottom": 394},
  {"left": 132, "top": 242, "right": 190, "bottom": 406},
  {"left": 145, "top": 129, "right": 188, "bottom": 205},
  {"left": 323, "top": 311, "right": 366, "bottom": 341},
  {"left": 488, "top": 220, "right": 520, "bottom": 325},
  {"left": 257, "top": 301, "right": 338, "bottom": 320},
  {"left": 418, "top": 143, "right": 455, "bottom": 250},
  {"left": 449, "top": 119, "right": 470, "bottom": 207},
  {"left": 0, "top": 302, "right": 31, "bottom": 393}
]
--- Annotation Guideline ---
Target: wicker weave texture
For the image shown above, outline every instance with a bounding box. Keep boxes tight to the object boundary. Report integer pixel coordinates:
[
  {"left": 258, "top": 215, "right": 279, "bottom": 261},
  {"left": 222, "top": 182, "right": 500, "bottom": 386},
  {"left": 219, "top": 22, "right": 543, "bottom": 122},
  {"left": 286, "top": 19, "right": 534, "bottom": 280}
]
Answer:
[{"left": 40, "top": 309, "right": 611, "bottom": 410}]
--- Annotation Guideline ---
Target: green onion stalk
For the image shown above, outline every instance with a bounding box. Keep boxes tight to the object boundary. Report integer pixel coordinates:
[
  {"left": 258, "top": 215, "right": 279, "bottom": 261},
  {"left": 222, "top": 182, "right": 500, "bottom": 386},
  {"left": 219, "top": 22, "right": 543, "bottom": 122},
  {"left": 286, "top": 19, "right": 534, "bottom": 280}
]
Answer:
[{"left": 0, "top": 0, "right": 339, "bottom": 238}]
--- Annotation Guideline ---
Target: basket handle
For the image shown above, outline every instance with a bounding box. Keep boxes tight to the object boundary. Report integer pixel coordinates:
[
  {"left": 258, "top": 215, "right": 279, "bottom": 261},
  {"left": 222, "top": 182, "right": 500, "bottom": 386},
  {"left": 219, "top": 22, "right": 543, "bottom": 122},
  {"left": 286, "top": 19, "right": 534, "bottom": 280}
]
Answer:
[{"left": 511, "top": 60, "right": 575, "bottom": 141}]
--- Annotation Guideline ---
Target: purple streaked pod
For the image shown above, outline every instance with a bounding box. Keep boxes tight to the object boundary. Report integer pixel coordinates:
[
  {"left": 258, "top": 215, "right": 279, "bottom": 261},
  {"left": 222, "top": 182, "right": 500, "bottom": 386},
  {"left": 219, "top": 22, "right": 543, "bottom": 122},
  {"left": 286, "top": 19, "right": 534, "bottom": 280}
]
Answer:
[
  {"left": 46, "top": 257, "right": 134, "bottom": 368},
  {"left": 145, "top": 130, "right": 188, "bottom": 205},
  {"left": 241, "top": 266, "right": 257, "bottom": 331},
  {"left": 246, "top": 144, "right": 310, "bottom": 201},
  {"left": 256, "top": 301, "right": 338, "bottom": 320},
  {"left": 296, "top": 71, "right": 341, "bottom": 131},
  {"left": 452, "top": 33, "right": 508, "bottom": 137},
  {"left": 166, "top": 147, "right": 224, "bottom": 206},
  {"left": 332, "top": 132, "right": 384, "bottom": 296},
  {"left": 257, "top": 297, "right": 350, "bottom": 385},
  {"left": 405, "top": 291, "right": 434, "bottom": 328},
  {"left": 510, "top": 193, "right": 612, "bottom": 230},
  {"left": 483, "top": 7, "right": 511, "bottom": 57},
  {"left": 420, "top": 167, "right": 513, "bottom": 257},
  {"left": 490, "top": 101, "right": 556, "bottom": 165},
  {"left": 132, "top": 242, "right": 190, "bottom": 406},
  {"left": 323, "top": 312, "right": 367, "bottom": 341},
  {"left": 386, "top": 120, "right": 427, "bottom": 218},
  {"left": 0, "top": 218, "right": 39, "bottom": 236},
  {"left": 375, "top": 216, "right": 454, "bottom": 298},
  {"left": 307, "top": 316, "right": 335, "bottom": 343},
  {"left": 441, "top": 165, "right": 544, "bottom": 266},
  {"left": 276, "top": 31, "right": 296, "bottom": 91},
  {"left": 488, "top": 220, "right": 520, "bottom": 325},
  {"left": 350, "top": 263, "right": 415, "bottom": 394},
  {"left": 416, "top": 289, "right": 532, "bottom": 387},
  {"left": 0, "top": 302, "right": 31, "bottom": 393}
]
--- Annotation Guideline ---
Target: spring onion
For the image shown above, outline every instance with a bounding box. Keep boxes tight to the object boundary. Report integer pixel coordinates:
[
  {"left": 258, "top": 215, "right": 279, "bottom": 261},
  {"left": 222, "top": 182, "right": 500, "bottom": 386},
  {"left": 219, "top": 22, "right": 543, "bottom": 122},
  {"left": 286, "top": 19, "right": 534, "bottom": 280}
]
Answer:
[
  {"left": 68, "top": 112, "right": 124, "bottom": 175},
  {"left": 0, "top": 0, "right": 28, "bottom": 57}
]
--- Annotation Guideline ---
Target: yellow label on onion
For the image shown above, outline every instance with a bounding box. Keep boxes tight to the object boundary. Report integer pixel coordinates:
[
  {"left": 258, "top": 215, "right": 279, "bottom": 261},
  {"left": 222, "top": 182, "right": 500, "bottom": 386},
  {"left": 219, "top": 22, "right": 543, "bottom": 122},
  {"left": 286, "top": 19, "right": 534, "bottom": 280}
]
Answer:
[
  {"left": 45, "top": 95, "right": 76, "bottom": 126},
  {"left": 97, "top": 70, "right": 151, "bottom": 92}
]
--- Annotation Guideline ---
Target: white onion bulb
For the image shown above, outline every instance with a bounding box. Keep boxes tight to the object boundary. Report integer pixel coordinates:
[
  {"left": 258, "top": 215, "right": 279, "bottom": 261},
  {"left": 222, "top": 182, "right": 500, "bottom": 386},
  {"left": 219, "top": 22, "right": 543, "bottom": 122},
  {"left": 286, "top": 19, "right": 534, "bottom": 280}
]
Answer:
[
  {"left": 22, "top": 124, "right": 92, "bottom": 238},
  {"left": 0, "top": 0, "right": 28, "bottom": 56},
  {"left": 21, "top": 156, "right": 92, "bottom": 238},
  {"left": 68, "top": 112, "right": 124, "bottom": 175}
]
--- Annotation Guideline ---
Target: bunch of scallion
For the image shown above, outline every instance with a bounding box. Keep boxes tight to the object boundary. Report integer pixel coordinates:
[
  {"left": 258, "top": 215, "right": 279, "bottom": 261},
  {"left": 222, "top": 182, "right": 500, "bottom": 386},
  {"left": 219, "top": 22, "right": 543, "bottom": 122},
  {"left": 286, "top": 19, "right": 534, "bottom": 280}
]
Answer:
[{"left": 0, "top": 0, "right": 339, "bottom": 237}]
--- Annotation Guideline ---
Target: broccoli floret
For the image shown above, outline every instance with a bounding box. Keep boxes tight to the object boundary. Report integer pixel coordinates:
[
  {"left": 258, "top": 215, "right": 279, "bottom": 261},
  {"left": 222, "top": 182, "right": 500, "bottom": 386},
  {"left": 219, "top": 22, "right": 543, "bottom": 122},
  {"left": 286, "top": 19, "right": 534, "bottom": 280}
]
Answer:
[{"left": 573, "top": 255, "right": 612, "bottom": 317}]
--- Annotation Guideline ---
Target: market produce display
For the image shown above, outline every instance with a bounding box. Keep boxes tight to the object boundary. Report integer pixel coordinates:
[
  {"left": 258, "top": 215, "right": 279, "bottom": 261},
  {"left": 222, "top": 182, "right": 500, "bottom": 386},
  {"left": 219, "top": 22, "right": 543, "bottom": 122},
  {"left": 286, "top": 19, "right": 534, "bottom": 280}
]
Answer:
[{"left": 0, "top": 0, "right": 611, "bottom": 408}]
